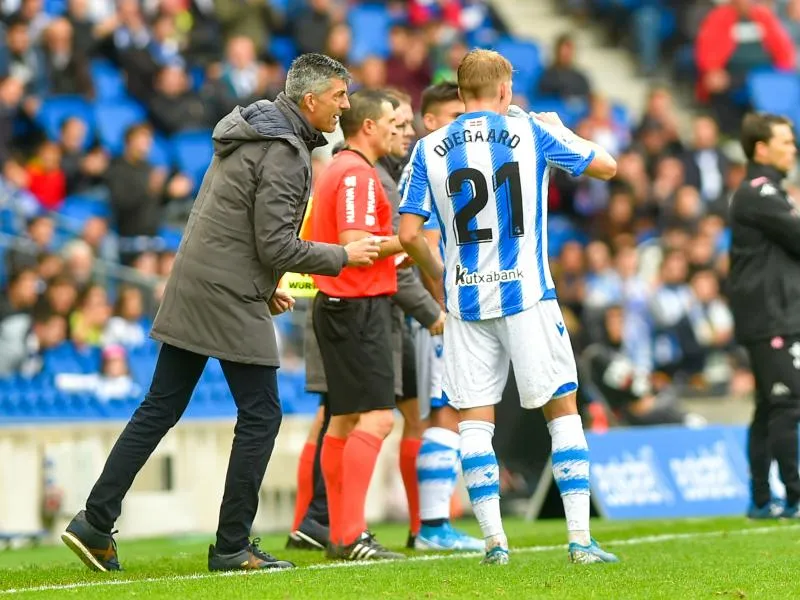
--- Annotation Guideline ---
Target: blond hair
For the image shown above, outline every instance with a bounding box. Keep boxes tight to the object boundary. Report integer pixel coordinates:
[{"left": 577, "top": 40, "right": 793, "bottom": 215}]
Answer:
[{"left": 457, "top": 49, "right": 513, "bottom": 101}]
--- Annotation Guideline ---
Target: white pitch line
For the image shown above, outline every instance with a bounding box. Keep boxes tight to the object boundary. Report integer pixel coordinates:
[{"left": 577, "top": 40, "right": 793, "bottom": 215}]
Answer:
[{"left": 1, "top": 523, "right": 798, "bottom": 596}]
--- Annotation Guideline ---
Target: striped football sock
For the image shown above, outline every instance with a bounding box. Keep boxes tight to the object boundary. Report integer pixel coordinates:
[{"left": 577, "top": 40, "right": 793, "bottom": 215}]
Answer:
[
  {"left": 417, "top": 427, "right": 460, "bottom": 522},
  {"left": 548, "top": 414, "right": 592, "bottom": 546},
  {"left": 459, "top": 420, "right": 506, "bottom": 548}
]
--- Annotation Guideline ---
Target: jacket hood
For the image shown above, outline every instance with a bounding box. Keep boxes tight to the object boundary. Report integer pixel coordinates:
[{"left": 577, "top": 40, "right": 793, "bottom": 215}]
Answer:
[{"left": 212, "top": 92, "right": 327, "bottom": 157}]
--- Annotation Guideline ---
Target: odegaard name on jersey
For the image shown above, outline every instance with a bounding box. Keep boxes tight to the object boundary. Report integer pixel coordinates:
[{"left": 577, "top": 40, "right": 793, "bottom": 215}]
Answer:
[{"left": 431, "top": 126, "right": 521, "bottom": 157}]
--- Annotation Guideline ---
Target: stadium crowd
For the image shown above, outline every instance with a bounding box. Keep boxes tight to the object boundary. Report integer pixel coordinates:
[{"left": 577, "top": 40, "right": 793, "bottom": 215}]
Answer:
[{"left": 1, "top": 0, "right": 799, "bottom": 431}]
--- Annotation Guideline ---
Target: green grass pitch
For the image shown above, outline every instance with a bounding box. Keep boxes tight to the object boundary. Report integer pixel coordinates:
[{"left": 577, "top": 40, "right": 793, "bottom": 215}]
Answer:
[{"left": 1, "top": 517, "right": 799, "bottom": 599}]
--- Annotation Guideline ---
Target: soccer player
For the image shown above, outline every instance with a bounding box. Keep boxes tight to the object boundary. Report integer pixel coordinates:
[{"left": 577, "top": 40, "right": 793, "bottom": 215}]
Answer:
[
  {"left": 402, "top": 82, "right": 484, "bottom": 552},
  {"left": 398, "top": 50, "right": 620, "bottom": 565},
  {"left": 309, "top": 90, "right": 406, "bottom": 561}
]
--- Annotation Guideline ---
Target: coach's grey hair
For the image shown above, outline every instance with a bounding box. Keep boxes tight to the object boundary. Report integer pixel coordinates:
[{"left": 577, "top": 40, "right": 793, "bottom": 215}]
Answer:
[{"left": 285, "top": 53, "right": 351, "bottom": 104}]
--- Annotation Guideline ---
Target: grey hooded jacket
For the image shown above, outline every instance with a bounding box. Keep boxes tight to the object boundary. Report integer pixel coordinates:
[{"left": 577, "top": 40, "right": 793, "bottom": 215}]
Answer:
[{"left": 151, "top": 93, "right": 348, "bottom": 366}]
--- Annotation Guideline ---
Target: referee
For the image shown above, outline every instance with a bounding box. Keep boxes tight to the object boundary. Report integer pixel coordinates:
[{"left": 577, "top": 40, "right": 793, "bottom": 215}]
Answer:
[
  {"left": 729, "top": 112, "right": 800, "bottom": 519},
  {"left": 308, "top": 90, "right": 406, "bottom": 561}
]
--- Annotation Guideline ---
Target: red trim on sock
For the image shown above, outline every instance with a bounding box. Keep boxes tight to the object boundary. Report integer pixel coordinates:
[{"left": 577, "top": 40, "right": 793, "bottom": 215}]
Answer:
[
  {"left": 321, "top": 435, "right": 346, "bottom": 545},
  {"left": 291, "top": 442, "right": 317, "bottom": 531},
  {"left": 340, "top": 430, "right": 383, "bottom": 545},
  {"left": 400, "top": 438, "right": 423, "bottom": 535}
]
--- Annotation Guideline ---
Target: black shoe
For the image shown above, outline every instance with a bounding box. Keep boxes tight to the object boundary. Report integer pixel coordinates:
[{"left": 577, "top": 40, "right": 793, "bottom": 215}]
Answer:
[
  {"left": 328, "top": 531, "right": 406, "bottom": 561},
  {"left": 286, "top": 518, "right": 329, "bottom": 550},
  {"left": 406, "top": 532, "right": 416, "bottom": 549},
  {"left": 208, "top": 537, "right": 295, "bottom": 571},
  {"left": 61, "top": 510, "right": 121, "bottom": 572}
]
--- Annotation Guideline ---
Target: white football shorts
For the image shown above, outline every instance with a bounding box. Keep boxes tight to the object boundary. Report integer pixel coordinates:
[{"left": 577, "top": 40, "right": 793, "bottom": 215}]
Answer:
[
  {"left": 442, "top": 300, "right": 578, "bottom": 411},
  {"left": 411, "top": 319, "right": 447, "bottom": 420}
]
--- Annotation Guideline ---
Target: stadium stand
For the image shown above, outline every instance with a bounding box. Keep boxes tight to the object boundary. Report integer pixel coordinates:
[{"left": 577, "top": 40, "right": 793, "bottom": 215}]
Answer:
[{"left": 1, "top": 1, "right": 796, "bottom": 539}]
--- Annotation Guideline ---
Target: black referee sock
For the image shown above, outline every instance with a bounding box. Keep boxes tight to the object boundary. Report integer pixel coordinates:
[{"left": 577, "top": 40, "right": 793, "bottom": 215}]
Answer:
[{"left": 421, "top": 518, "right": 447, "bottom": 528}]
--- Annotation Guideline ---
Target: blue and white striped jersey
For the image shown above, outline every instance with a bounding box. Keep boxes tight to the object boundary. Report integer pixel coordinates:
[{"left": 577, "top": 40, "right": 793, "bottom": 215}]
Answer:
[{"left": 399, "top": 110, "right": 595, "bottom": 321}]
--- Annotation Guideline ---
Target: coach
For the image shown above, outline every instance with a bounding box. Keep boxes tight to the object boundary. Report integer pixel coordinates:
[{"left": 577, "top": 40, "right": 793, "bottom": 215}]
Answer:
[
  {"left": 729, "top": 112, "right": 800, "bottom": 519},
  {"left": 60, "top": 54, "right": 381, "bottom": 573}
]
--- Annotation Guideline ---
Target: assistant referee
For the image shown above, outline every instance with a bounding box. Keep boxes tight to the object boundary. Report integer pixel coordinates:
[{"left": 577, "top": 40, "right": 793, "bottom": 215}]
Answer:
[{"left": 729, "top": 112, "right": 800, "bottom": 519}]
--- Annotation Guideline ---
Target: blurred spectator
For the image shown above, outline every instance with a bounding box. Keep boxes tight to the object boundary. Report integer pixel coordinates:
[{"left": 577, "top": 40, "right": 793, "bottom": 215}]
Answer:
[
  {"left": 149, "top": 12, "right": 185, "bottom": 67},
  {"left": 55, "top": 343, "right": 141, "bottom": 401},
  {"left": 578, "top": 94, "right": 630, "bottom": 158},
  {"left": 584, "top": 240, "right": 619, "bottom": 310},
  {"left": 62, "top": 238, "right": 95, "bottom": 293},
  {"left": 213, "top": 0, "right": 281, "bottom": 50},
  {"left": 681, "top": 114, "right": 728, "bottom": 210},
  {"left": 0, "top": 19, "right": 47, "bottom": 115},
  {"left": 95, "top": 0, "right": 158, "bottom": 101},
  {"left": 0, "top": 301, "right": 67, "bottom": 377},
  {"left": 81, "top": 215, "right": 115, "bottom": 263},
  {"left": 148, "top": 64, "right": 212, "bottom": 134},
  {"left": 0, "top": 266, "right": 38, "bottom": 320},
  {"left": 650, "top": 156, "right": 686, "bottom": 215},
  {"left": 637, "top": 86, "right": 682, "bottom": 154},
  {"left": 103, "top": 284, "right": 148, "bottom": 348},
  {"left": 553, "top": 240, "right": 586, "bottom": 318},
  {"left": 386, "top": 25, "right": 432, "bottom": 109},
  {"left": 596, "top": 186, "right": 635, "bottom": 244},
  {"left": 65, "top": 0, "right": 97, "bottom": 58},
  {"left": 59, "top": 116, "right": 109, "bottom": 196},
  {"left": 688, "top": 269, "right": 734, "bottom": 354},
  {"left": 42, "top": 17, "right": 93, "bottom": 97},
  {"left": 357, "top": 55, "right": 387, "bottom": 90},
  {"left": 432, "top": 38, "right": 468, "bottom": 84},
  {"left": 25, "top": 140, "right": 66, "bottom": 211},
  {"left": 12, "top": 0, "right": 51, "bottom": 44},
  {"left": 5, "top": 213, "right": 53, "bottom": 272},
  {"left": 583, "top": 305, "right": 693, "bottom": 426},
  {"left": 205, "top": 36, "right": 281, "bottom": 121},
  {"left": 106, "top": 123, "right": 192, "bottom": 255},
  {"left": 324, "top": 22, "right": 351, "bottom": 65},
  {"left": 44, "top": 274, "right": 78, "bottom": 317},
  {"left": 37, "top": 251, "right": 64, "bottom": 281},
  {"left": 293, "top": 0, "right": 333, "bottom": 56},
  {"left": 69, "top": 282, "right": 111, "bottom": 347},
  {"left": 0, "top": 75, "right": 24, "bottom": 167},
  {"left": 695, "top": 0, "right": 795, "bottom": 134},
  {"left": 537, "top": 33, "right": 591, "bottom": 102}
]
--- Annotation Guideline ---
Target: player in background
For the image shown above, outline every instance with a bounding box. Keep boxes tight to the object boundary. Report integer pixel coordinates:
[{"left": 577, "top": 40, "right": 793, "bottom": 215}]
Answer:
[
  {"left": 398, "top": 50, "right": 619, "bottom": 565},
  {"left": 400, "top": 82, "right": 483, "bottom": 552}
]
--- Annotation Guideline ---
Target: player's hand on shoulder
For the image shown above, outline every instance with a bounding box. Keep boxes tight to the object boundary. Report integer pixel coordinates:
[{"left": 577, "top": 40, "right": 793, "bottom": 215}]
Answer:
[
  {"left": 344, "top": 236, "right": 381, "bottom": 267},
  {"left": 533, "top": 111, "right": 566, "bottom": 129},
  {"left": 428, "top": 311, "right": 446, "bottom": 336}
]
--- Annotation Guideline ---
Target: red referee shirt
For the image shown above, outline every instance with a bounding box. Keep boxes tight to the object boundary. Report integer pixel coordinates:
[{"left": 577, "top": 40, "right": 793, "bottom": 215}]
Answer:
[{"left": 309, "top": 149, "right": 397, "bottom": 298}]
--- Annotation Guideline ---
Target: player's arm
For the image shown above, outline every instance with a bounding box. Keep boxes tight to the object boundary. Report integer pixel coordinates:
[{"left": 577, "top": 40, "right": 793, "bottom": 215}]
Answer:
[
  {"left": 336, "top": 168, "right": 402, "bottom": 259},
  {"left": 398, "top": 140, "right": 444, "bottom": 281},
  {"left": 531, "top": 113, "right": 617, "bottom": 181},
  {"left": 420, "top": 221, "right": 445, "bottom": 309}
]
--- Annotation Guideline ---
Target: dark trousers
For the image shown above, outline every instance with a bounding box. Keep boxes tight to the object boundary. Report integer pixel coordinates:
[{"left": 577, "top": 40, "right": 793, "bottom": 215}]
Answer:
[
  {"left": 303, "top": 394, "right": 331, "bottom": 526},
  {"left": 746, "top": 338, "right": 800, "bottom": 508},
  {"left": 85, "top": 343, "right": 283, "bottom": 553}
]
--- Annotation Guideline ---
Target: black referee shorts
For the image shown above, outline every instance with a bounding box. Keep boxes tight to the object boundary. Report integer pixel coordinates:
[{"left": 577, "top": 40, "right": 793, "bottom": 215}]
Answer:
[
  {"left": 313, "top": 292, "right": 396, "bottom": 416},
  {"left": 399, "top": 322, "right": 417, "bottom": 401}
]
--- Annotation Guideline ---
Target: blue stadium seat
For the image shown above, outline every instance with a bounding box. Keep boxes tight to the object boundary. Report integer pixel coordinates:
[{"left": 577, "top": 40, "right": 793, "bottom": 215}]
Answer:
[
  {"left": 530, "top": 98, "right": 587, "bottom": 129},
  {"left": 348, "top": 5, "right": 391, "bottom": 63},
  {"left": 171, "top": 130, "right": 214, "bottom": 191},
  {"left": 494, "top": 37, "right": 542, "bottom": 98},
  {"left": 270, "top": 36, "right": 298, "bottom": 71},
  {"left": 44, "top": 0, "right": 67, "bottom": 14},
  {"left": 36, "top": 96, "right": 94, "bottom": 142},
  {"left": 747, "top": 70, "right": 800, "bottom": 116},
  {"left": 128, "top": 354, "right": 156, "bottom": 388},
  {"left": 157, "top": 226, "right": 182, "bottom": 252},
  {"left": 58, "top": 195, "right": 111, "bottom": 225},
  {"left": 90, "top": 60, "right": 127, "bottom": 101},
  {"left": 94, "top": 99, "right": 147, "bottom": 155},
  {"left": 149, "top": 134, "right": 172, "bottom": 168}
]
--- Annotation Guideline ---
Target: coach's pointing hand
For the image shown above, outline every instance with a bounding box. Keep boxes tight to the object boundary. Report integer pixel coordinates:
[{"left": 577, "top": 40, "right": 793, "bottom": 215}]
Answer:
[{"left": 345, "top": 236, "right": 381, "bottom": 267}]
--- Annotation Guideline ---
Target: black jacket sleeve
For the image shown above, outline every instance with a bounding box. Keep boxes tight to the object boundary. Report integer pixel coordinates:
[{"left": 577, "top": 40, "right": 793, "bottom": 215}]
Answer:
[{"left": 733, "top": 184, "right": 800, "bottom": 258}]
